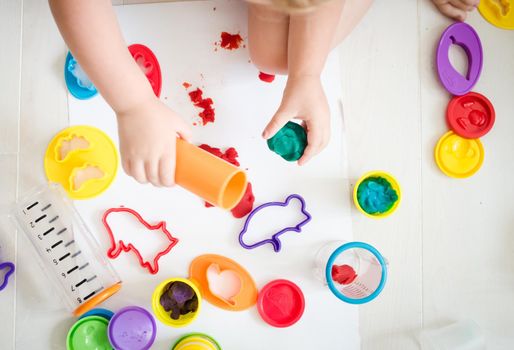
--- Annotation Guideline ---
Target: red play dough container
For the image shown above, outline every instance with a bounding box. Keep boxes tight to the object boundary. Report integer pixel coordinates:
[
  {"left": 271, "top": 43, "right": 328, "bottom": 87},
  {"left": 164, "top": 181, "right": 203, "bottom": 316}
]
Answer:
[
  {"left": 257, "top": 279, "right": 305, "bottom": 328},
  {"left": 446, "top": 92, "right": 495, "bottom": 139}
]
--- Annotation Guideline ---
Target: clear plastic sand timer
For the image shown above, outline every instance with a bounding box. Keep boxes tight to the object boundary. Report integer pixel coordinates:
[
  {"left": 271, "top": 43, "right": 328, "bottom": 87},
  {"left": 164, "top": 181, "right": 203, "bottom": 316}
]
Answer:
[
  {"left": 315, "top": 240, "right": 388, "bottom": 304},
  {"left": 12, "top": 183, "right": 121, "bottom": 316}
]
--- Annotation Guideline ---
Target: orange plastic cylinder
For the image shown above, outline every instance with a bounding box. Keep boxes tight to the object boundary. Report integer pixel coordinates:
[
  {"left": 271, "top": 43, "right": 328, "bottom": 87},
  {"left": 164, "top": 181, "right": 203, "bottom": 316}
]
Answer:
[{"left": 175, "top": 139, "right": 248, "bottom": 210}]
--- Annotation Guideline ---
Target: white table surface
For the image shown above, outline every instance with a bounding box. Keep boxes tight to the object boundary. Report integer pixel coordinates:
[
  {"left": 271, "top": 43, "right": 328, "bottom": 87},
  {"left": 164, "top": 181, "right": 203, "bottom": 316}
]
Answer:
[{"left": 1, "top": 0, "right": 513, "bottom": 349}]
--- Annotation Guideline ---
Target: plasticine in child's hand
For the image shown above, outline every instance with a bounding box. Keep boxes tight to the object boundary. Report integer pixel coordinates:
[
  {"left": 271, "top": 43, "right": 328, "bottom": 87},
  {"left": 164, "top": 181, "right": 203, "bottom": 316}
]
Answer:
[
  {"left": 356, "top": 177, "right": 398, "bottom": 215},
  {"left": 267, "top": 122, "right": 307, "bottom": 162}
]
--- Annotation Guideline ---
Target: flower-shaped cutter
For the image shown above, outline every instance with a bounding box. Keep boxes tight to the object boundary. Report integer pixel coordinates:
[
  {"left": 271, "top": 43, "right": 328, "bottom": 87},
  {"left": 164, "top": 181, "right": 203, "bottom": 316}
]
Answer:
[{"left": 238, "top": 194, "right": 312, "bottom": 252}]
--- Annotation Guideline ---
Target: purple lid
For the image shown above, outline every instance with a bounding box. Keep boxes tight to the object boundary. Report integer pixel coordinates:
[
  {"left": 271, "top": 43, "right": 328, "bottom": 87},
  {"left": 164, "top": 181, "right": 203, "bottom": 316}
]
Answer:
[
  {"left": 436, "top": 22, "right": 483, "bottom": 96},
  {"left": 108, "top": 306, "right": 156, "bottom": 350}
]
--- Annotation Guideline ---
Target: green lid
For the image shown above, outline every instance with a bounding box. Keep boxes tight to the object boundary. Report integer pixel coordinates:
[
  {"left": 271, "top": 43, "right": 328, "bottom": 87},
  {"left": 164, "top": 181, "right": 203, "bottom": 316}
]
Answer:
[
  {"left": 267, "top": 122, "right": 307, "bottom": 162},
  {"left": 67, "top": 316, "right": 112, "bottom": 350}
]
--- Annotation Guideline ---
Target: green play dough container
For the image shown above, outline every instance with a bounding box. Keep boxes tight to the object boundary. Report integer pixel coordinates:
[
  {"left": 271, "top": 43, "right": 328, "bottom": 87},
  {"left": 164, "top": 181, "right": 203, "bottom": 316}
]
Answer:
[
  {"left": 66, "top": 315, "right": 112, "bottom": 350},
  {"left": 267, "top": 121, "right": 307, "bottom": 162}
]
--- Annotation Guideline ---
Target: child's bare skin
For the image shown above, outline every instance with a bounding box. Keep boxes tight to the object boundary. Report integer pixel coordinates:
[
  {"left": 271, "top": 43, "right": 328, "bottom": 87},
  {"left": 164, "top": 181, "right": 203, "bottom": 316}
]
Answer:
[
  {"left": 248, "top": 0, "right": 373, "bottom": 165},
  {"left": 49, "top": 0, "right": 373, "bottom": 186},
  {"left": 432, "top": 0, "right": 479, "bottom": 21}
]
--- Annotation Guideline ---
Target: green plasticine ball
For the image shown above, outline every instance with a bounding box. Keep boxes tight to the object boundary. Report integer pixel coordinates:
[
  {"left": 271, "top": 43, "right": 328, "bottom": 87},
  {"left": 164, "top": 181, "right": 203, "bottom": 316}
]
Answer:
[
  {"left": 267, "top": 122, "right": 307, "bottom": 161},
  {"left": 357, "top": 177, "right": 398, "bottom": 215}
]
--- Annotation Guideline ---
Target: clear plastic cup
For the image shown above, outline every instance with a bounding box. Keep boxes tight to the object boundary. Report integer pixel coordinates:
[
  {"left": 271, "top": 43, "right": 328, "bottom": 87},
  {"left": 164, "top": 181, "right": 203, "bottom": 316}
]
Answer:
[
  {"left": 314, "top": 240, "right": 388, "bottom": 304},
  {"left": 11, "top": 183, "right": 121, "bottom": 315},
  {"left": 419, "top": 320, "right": 486, "bottom": 350}
]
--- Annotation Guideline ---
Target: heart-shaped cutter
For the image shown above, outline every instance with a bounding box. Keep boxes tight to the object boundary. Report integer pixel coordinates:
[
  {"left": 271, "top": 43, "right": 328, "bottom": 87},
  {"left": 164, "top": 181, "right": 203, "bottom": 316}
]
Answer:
[
  {"left": 189, "top": 254, "right": 257, "bottom": 311},
  {"left": 205, "top": 263, "right": 242, "bottom": 307}
]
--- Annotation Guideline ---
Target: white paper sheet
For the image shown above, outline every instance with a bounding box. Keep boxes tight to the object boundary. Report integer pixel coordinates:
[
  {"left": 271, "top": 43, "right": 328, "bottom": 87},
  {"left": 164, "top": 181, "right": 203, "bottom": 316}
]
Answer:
[{"left": 66, "top": 1, "right": 359, "bottom": 348}]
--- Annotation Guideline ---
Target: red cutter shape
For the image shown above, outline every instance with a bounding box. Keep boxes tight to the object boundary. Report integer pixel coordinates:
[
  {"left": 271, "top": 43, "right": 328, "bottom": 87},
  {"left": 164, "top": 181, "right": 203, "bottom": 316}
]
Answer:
[{"left": 102, "top": 207, "right": 179, "bottom": 274}]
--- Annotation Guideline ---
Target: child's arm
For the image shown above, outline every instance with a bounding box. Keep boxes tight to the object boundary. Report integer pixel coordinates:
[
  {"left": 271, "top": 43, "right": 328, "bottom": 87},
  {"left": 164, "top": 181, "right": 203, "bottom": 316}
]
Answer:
[
  {"left": 432, "top": 0, "right": 479, "bottom": 21},
  {"left": 262, "top": 0, "right": 344, "bottom": 165},
  {"left": 49, "top": 0, "right": 191, "bottom": 187}
]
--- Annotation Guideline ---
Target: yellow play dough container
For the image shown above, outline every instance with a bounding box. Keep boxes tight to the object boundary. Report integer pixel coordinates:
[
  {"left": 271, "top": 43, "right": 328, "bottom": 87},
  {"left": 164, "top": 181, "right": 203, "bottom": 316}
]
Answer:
[
  {"left": 152, "top": 277, "right": 202, "bottom": 328},
  {"left": 44, "top": 125, "right": 118, "bottom": 199},
  {"left": 353, "top": 171, "right": 401, "bottom": 219},
  {"left": 478, "top": 0, "right": 514, "bottom": 30},
  {"left": 172, "top": 333, "right": 222, "bottom": 350}
]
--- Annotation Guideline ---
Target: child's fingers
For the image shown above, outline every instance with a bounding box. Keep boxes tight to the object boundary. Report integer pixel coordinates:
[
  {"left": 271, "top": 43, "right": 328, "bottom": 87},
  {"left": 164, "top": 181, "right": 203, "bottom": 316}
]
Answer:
[
  {"left": 159, "top": 155, "right": 176, "bottom": 187},
  {"left": 145, "top": 160, "right": 161, "bottom": 187},
  {"left": 176, "top": 120, "right": 193, "bottom": 142},
  {"left": 298, "top": 123, "right": 323, "bottom": 166},
  {"left": 121, "top": 157, "right": 131, "bottom": 176},
  {"left": 131, "top": 160, "right": 148, "bottom": 184},
  {"left": 262, "top": 110, "right": 292, "bottom": 140},
  {"left": 450, "top": 0, "right": 475, "bottom": 11},
  {"left": 438, "top": 3, "right": 467, "bottom": 20}
]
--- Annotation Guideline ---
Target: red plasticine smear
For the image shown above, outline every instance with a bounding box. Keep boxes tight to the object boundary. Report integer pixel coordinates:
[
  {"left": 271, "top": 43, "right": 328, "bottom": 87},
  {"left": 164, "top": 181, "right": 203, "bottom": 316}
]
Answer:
[
  {"left": 182, "top": 82, "right": 192, "bottom": 89},
  {"left": 259, "top": 72, "right": 275, "bottom": 83},
  {"left": 220, "top": 32, "right": 243, "bottom": 50},
  {"left": 199, "top": 144, "right": 255, "bottom": 217},
  {"left": 187, "top": 88, "right": 215, "bottom": 125},
  {"left": 331, "top": 264, "right": 358, "bottom": 285}
]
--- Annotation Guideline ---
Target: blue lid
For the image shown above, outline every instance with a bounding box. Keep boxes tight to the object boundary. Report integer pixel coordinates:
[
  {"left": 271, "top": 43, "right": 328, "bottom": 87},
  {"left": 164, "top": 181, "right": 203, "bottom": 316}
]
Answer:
[
  {"left": 64, "top": 52, "right": 98, "bottom": 100},
  {"left": 325, "top": 241, "right": 387, "bottom": 304},
  {"left": 79, "top": 308, "right": 114, "bottom": 321}
]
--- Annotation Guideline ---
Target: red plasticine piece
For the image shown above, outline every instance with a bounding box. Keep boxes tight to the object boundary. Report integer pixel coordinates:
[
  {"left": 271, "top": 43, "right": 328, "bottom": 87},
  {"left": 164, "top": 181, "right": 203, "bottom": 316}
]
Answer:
[
  {"left": 187, "top": 88, "right": 216, "bottom": 125},
  {"left": 102, "top": 207, "right": 179, "bottom": 275},
  {"left": 220, "top": 32, "right": 243, "bottom": 50},
  {"left": 231, "top": 182, "right": 255, "bottom": 218},
  {"left": 259, "top": 72, "right": 275, "bottom": 83},
  {"left": 331, "top": 264, "right": 358, "bottom": 285},
  {"left": 198, "top": 144, "right": 255, "bottom": 217},
  {"left": 182, "top": 82, "right": 192, "bottom": 89}
]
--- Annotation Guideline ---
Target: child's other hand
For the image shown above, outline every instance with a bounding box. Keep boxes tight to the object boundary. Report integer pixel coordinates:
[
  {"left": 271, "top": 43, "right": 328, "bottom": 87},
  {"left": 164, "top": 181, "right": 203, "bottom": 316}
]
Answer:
[
  {"left": 262, "top": 75, "right": 330, "bottom": 166},
  {"left": 432, "top": 0, "right": 479, "bottom": 21},
  {"left": 117, "top": 97, "right": 192, "bottom": 187}
]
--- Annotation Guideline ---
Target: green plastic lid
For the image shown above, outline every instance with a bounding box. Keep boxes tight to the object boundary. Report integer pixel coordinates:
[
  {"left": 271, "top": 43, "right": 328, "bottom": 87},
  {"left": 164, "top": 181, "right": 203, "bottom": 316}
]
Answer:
[{"left": 67, "top": 316, "right": 112, "bottom": 350}]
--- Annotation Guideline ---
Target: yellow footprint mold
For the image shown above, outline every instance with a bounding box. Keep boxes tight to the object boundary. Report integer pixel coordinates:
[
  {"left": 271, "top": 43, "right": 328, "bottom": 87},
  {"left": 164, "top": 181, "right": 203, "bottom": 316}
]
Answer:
[
  {"left": 435, "top": 131, "right": 484, "bottom": 179},
  {"left": 478, "top": 0, "right": 514, "bottom": 30},
  {"left": 45, "top": 125, "right": 118, "bottom": 199}
]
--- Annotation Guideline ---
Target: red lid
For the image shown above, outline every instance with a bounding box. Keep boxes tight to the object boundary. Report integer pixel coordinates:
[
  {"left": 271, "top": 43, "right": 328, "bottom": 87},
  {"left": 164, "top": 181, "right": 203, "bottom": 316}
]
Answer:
[
  {"left": 257, "top": 279, "right": 305, "bottom": 328},
  {"left": 446, "top": 92, "right": 495, "bottom": 139},
  {"left": 128, "top": 44, "right": 162, "bottom": 97}
]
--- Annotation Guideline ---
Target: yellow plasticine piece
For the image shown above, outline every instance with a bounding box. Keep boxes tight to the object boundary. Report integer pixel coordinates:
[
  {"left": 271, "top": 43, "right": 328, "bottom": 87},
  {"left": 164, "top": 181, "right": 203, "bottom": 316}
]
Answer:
[
  {"left": 55, "top": 135, "right": 91, "bottom": 162},
  {"left": 45, "top": 125, "right": 118, "bottom": 199},
  {"left": 70, "top": 164, "right": 106, "bottom": 192},
  {"left": 479, "top": 0, "right": 514, "bottom": 30}
]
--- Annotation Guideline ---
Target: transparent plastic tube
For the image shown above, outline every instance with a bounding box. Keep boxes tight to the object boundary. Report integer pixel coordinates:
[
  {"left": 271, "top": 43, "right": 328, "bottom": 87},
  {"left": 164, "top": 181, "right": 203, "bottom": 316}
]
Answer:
[{"left": 12, "top": 183, "right": 121, "bottom": 315}]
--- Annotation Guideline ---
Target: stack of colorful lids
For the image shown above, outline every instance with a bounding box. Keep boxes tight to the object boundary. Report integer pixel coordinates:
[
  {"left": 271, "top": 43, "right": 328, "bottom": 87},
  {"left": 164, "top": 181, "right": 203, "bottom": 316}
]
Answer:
[
  {"left": 435, "top": 22, "right": 495, "bottom": 179},
  {"left": 67, "top": 306, "right": 156, "bottom": 350}
]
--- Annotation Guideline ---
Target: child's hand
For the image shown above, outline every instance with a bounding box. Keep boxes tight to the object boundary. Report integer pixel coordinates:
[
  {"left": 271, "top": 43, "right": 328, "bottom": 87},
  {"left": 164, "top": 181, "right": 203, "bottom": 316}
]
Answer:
[
  {"left": 432, "top": 0, "right": 479, "bottom": 21},
  {"left": 117, "top": 97, "right": 192, "bottom": 187},
  {"left": 263, "top": 75, "right": 330, "bottom": 165}
]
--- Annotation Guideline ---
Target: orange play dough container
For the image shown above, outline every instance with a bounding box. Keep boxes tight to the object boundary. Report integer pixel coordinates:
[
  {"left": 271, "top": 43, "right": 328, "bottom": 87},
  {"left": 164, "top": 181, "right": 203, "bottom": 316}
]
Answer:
[
  {"left": 189, "top": 254, "right": 258, "bottom": 311},
  {"left": 175, "top": 139, "right": 247, "bottom": 210}
]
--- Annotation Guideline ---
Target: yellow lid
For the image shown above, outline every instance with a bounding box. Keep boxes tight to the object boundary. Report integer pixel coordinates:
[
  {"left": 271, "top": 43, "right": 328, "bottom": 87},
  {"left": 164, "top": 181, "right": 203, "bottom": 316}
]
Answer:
[
  {"left": 435, "top": 131, "right": 484, "bottom": 179},
  {"left": 478, "top": 0, "right": 514, "bottom": 30},
  {"left": 44, "top": 125, "right": 118, "bottom": 199},
  {"left": 152, "top": 278, "right": 202, "bottom": 328},
  {"left": 172, "top": 333, "right": 221, "bottom": 350}
]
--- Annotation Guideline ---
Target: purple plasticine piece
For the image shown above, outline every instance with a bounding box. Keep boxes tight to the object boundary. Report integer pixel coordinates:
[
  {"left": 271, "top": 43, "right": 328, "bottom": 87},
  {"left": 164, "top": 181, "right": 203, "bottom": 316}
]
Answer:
[
  {"left": 238, "top": 194, "right": 312, "bottom": 252},
  {"left": 436, "top": 22, "right": 483, "bottom": 96},
  {"left": 0, "top": 262, "right": 15, "bottom": 291},
  {"left": 108, "top": 306, "right": 156, "bottom": 350}
]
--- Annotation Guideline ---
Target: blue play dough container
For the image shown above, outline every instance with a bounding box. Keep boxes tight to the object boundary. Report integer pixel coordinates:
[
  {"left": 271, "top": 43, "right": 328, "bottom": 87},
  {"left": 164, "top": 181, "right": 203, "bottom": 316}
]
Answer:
[
  {"left": 316, "top": 241, "right": 387, "bottom": 304},
  {"left": 79, "top": 308, "right": 114, "bottom": 321},
  {"left": 64, "top": 52, "right": 98, "bottom": 100}
]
